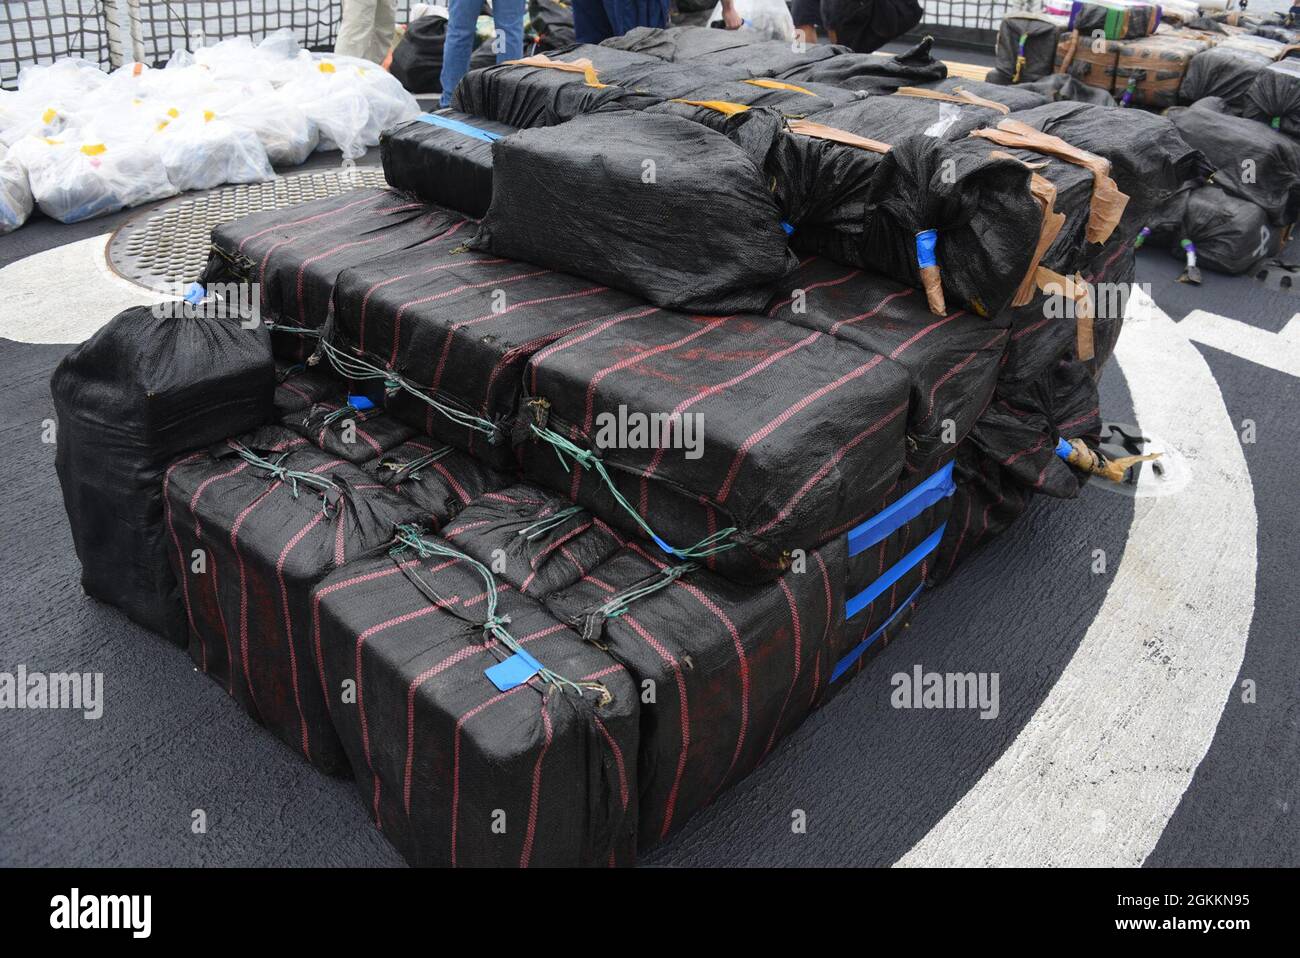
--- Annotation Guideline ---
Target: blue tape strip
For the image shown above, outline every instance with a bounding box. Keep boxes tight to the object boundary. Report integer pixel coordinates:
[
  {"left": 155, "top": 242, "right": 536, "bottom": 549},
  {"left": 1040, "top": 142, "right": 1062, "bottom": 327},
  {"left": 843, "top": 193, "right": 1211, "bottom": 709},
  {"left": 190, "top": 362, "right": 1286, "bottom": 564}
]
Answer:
[
  {"left": 485, "top": 648, "right": 544, "bottom": 692},
  {"left": 915, "top": 229, "right": 938, "bottom": 270},
  {"left": 1055, "top": 437, "right": 1073, "bottom": 461},
  {"left": 414, "top": 112, "right": 504, "bottom": 142},
  {"left": 845, "top": 522, "right": 945, "bottom": 621},
  {"left": 347, "top": 394, "right": 376, "bottom": 411},
  {"left": 780, "top": 221, "right": 795, "bottom": 236},
  {"left": 830, "top": 581, "right": 925, "bottom": 683},
  {"left": 847, "top": 462, "right": 955, "bottom": 558}
]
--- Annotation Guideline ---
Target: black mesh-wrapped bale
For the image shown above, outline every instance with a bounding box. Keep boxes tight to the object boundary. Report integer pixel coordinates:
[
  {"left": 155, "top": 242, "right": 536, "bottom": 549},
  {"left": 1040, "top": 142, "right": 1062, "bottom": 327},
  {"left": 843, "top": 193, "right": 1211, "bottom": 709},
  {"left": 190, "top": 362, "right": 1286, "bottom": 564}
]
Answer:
[
  {"left": 1086, "top": 238, "right": 1135, "bottom": 376},
  {"left": 281, "top": 400, "right": 417, "bottom": 465},
  {"left": 312, "top": 533, "right": 639, "bottom": 866},
  {"left": 544, "top": 538, "right": 843, "bottom": 847},
  {"left": 388, "top": 14, "right": 448, "bottom": 94},
  {"left": 642, "top": 76, "right": 863, "bottom": 133},
  {"left": 807, "top": 91, "right": 1009, "bottom": 144},
  {"left": 1168, "top": 98, "right": 1300, "bottom": 226},
  {"left": 521, "top": 310, "right": 912, "bottom": 583},
  {"left": 1013, "top": 72, "right": 1117, "bottom": 106},
  {"left": 329, "top": 231, "right": 647, "bottom": 470},
  {"left": 274, "top": 360, "right": 343, "bottom": 418},
  {"left": 1179, "top": 45, "right": 1271, "bottom": 110},
  {"left": 994, "top": 12, "right": 1064, "bottom": 84},
  {"left": 52, "top": 304, "right": 274, "bottom": 641},
  {"left": 1245, "top": 59, "right": 1300, "bottom": 141},
  {"left": 1007, "top": 101, "right": 1208, "bottom": 235},
  {"left": 163, "top": 427, "right": 424, "bottom": 774},
  {"left": 380, "top": 112, "right": 519, "bottom": 219},
  {"left": 1173, "top": 185, "right": 1283, "bottom": 276},
  {"left": 366, "top": 439, "right": 514, "bottom": 530},
  {"left": 529, "top": 0, "right": 576, "bottom": 50},
  {"left": 441, "top": 484, "right": 623, "bottom": 599},
  {"left": 473, "top": 111, "right": 799, "bottom": 314},
  {"left": 775, "top": 37, "right": 947, "bottom": 92},
  {"left": 451, "top": 46, "right": 662, "bottom": 128},
  {"left": 200, "top": 189, "right": 467, "bottom": 360},
  {"left": 767, "top": 259, "right": 1008, "bottom": 475}
]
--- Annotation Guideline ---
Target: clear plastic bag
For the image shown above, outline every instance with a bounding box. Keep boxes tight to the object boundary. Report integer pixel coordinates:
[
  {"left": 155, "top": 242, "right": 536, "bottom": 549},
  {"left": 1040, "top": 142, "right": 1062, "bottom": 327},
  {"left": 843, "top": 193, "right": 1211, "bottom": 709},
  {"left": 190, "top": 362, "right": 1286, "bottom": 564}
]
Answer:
[
  {"left": 153, "top": 111, "right": 274, "bottom": 192},
  {"left": 282, "top": 54, "right": 419, "bottom": 159},
  {"left": 0, "top": 145, "right": 34, "bottom": 234},
  {"left": 220, "top": 84, "right": 319, "bottom": 167},
  {"left": 10, "top": 133, "right": 176, "bottom": 223}
]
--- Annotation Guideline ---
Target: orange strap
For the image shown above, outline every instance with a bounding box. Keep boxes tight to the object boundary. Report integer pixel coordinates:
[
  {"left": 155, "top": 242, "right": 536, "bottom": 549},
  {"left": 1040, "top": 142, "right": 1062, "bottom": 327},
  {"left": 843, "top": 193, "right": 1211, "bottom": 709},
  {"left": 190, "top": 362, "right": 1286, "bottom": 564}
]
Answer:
[
  {"left": 988, "top": 150, "right": 1067, "bottom": 309},
  {"left": 743, "top": 78, "right": 818, "bottom": 96},
  {"left": 670, "top": 98, "right": 751, "bottom": 116},
  {"left": 893, "top": 85, "right": 1011, "bottom": 115},
  {"left": 970, "top": 119, "right": 1128, "bottom": 244},
  {"left": 786, "top": 118, "right": 891, "bottom": 154},
  {"left": 504, "top": 54, "right": 606, "bottom": 88},
  {"left": 1036, "top": 267, "right": 1096, "bottom": 361}
]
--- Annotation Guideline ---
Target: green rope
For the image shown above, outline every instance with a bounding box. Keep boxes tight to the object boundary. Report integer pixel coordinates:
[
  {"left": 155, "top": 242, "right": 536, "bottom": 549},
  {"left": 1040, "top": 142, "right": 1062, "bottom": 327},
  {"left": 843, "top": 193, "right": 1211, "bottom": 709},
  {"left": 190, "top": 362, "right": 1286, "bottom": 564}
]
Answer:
[
  {"left": 390, "top": 525, "right": 586, "bottom": 696},
  {"left": 528, "top": 423, "right": 737, "bottom": 561},
  {"left": 231, "top": 444, "right": 340, "bottom": 510},
  {"left": 516, "top": 505, "right": 583, "bottom": 542},
  {"left": 315, "top": 339, "right": 499, "bottom": 442},
  {"left": 266, "top": 323, "right": 322, "bottom": 338},
  {"left": 596, "top": 562, "right": 696, "bottom": 620},
  {"left": 381, "top": 446, "right": 453, "bottom": 481}
]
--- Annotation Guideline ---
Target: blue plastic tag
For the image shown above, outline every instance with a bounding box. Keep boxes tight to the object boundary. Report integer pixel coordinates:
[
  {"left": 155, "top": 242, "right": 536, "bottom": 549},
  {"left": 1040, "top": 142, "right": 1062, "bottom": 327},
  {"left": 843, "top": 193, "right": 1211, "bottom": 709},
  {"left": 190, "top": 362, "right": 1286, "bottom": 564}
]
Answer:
[
  {"left": 780, "top": 221, "right": 795, "bottom": 236},
  {"left": 1055, "top": 437, "right": 1074, "bottom": 460},
  {"left": 183, "top": 282, "right": 206, "bottom": 305},
  {"left": 347, "top": 394, "right": 375, "bottom": 411},
  {"left": 651, "top": 533, "right": 676, "bottom": 556},
  {"left": 485, "top": 649, "right": 544, "bottom": 692},
  {"left": 414, "top": 112, "right": 503, "bottom": 142},
  {"left": 915, "top": 230, "right": 938, "bottom": 270}
]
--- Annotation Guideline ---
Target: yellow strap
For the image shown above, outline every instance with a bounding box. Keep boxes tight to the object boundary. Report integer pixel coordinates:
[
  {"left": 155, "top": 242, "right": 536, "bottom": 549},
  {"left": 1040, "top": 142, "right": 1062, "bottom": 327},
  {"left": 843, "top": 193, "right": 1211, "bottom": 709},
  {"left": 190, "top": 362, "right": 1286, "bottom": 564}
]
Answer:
[
  {"left": 41, "top": 107, "right": 58, "bottom": 124},
  {"left": 786, "top": 118, "right": 891, "bottom": 154},
  {"left": 670, "top": 98, "right": 750, "bottom": 116},
  {"left": 504, "top": 54, "right": 607, "bottom": 88},
  {"left": 318, "top": 61, "right": 336, "bottom": 74},
  {"left": 894, "top": 85, "right": 1011, "bottom": 115},
  {"left": 80, "top": 143, "right": 107, "bottom": 156},
  {"left": 743, "top": 78, "right": 818, "bottom": 96}
]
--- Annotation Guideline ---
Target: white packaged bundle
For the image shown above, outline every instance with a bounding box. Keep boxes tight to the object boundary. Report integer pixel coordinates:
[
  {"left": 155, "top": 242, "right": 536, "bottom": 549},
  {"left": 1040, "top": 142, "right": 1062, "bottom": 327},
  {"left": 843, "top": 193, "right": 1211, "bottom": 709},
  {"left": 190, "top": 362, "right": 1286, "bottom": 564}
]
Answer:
[
  {"left": 281, "top": 55, "right": 418, "bottom": 159},
  {"left": 10, "top": 133, "right": 176, "bottom": 223},
  {"left": 152, "top": 110, "right": 274, "bottom": 192},
  {"left": 0, "top": 144, "right": 34, "bottom": 234},
  {"left": 220, "top": 83, "right": 319, "bottom": 167}
]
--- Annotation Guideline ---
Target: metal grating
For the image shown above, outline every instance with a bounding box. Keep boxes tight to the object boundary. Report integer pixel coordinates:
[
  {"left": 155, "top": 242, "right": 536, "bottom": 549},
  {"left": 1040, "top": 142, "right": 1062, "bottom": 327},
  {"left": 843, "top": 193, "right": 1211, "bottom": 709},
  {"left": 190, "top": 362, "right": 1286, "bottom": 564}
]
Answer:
[{"left": 107, "top": 165, "right": 387, "bottom": 291}]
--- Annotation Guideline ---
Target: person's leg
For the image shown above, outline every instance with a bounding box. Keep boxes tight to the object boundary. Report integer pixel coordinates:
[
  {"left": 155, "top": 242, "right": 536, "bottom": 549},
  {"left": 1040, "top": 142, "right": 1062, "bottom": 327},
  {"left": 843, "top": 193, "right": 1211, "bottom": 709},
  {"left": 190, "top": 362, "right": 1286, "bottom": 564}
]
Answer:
[
  {"left": 572, "top": 0, "right": 616, "bottom": 44},
  {"left": 440, "top": 0, "right": 481, "bottom": 107},
  {"left": 792, "top": 0, "right": 821, "bottom": 46},
  {"left": 335, "top": 0, "right": 380, "bottom": 59},
  {"left": 368, "top": 0, "right": 398, "bottom": 63},
  {"left": 492, "top": 0, "right": 527, "bottom": 62}
]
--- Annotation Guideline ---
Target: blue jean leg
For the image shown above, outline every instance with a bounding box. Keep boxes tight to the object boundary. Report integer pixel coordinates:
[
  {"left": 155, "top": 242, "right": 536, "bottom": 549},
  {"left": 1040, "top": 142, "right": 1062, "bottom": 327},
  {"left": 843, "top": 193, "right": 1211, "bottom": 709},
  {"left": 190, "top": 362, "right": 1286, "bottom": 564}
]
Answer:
[
  {"left": 440, "top": 0, "right": 482, "bottom": 108},
  {"left": 493, "top": 0, "right": 527, "bottom": 62}
]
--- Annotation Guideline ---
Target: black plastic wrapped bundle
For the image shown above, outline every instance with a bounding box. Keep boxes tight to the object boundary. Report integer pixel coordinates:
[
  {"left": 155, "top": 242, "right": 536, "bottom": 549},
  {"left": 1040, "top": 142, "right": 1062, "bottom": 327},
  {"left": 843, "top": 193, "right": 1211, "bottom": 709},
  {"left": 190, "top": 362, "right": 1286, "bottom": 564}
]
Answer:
[
  {"left": 806, "top": 91, "right": 1009, "bottom": 144},
  {"left": 440, "top": 483, "right": 624, "bottom": 600},
  {"left": 993, "top": 12, "right": 1063, "bottom": 84},
  {"left": 1006, "top": 101, "right": 1208, "bottom": 236},
  {"left": 602, "top": 24, "right": 843, "bottom": 75},
  {"left": 388, "top": 14, "right": 449, "bottom": 94},
  {"left": 775, "top": 37, "right": 947, "bottom": 91},
  {"left": 329, "top": 229, "right": 646, "bottom": 470},
  {"left": 643, "top": 76, "right": 863, "bottom": 132},
  {"left": 1012, "top": 72, "right": 1117, "bottom": 106},
  {"left": 921, "top": 76, "right": 1051, "bottom": 111},
  {"left": 474, "top": 110, "right": 799, "bottom": 314},
  {"left": 163, "top": 426, "right": 425, "bottom": 774},
  {"left": 768, "top": 258, "right": 1009, "bottom": 475},
  {"left": 1179, "top": 45, "right": 1271, "bottom": 111},
  {"left": 777, "top": 116, "right": 1043, "bottom": 318},
  {"left": 520, "top": 309, "right": 912, "bottom": 583},
  {"left": 381, "top": 112, "right": 519, "bottom": 219},
  {"left": 1173, "top": 185, "right": 1283, "bottom": 276},
  {"left": 529, "top": 0, "right": 576, "bottom": 50},
  {"left": 451, "top": 45, "right": 661, "bottom": 128},
  {"left": 1245, "top": 59, "right": 1300, "bottom": 140},
  {"left": 1169, "top": 98, "right": 1300, "bottom": 226},
  {"left": 274, "top": 360, "right": 343, "bottom": 418},
  {"left": 51, "top": 304, "right": 274, "bottom": 641},
  {"left": 366, "top": 439, "right": 514, "bottom": 530},
  {"left": 199, "top": 189, "right": 466, "bottom": 361},
  {"left": 312, "top": 533, "right": 639, "bottom": 867}
]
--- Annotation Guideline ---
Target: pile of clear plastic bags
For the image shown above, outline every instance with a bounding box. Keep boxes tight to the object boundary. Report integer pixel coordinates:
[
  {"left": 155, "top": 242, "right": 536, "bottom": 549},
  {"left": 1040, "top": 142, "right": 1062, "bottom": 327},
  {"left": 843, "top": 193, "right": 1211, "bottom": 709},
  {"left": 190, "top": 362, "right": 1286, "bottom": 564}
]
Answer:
[{"left": 0, "top": 30, "right": 420, "bottom": 230}]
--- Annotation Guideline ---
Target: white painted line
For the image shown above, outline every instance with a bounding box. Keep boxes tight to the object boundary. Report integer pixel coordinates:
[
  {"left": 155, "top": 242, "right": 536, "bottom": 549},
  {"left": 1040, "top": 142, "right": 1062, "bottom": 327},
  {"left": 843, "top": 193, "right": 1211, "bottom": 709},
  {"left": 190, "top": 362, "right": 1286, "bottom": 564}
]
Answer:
[
  {"left": 897, "top": 288, "right": 1257, "bottom": 867},
  {"left": 1179, "top": 309, "right": 1300, "bottom": 380},
  {"left": 0, "top": 233, "right": 170, "bottom": 344}
]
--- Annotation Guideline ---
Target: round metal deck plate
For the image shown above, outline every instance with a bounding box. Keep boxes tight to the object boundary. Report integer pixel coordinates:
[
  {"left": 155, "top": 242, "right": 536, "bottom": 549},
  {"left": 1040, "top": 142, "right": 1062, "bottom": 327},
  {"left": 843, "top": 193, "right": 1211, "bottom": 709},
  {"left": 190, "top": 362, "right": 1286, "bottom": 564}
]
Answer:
[{"left": 107, "top": 166, "right": 389, "bottom": 293}]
